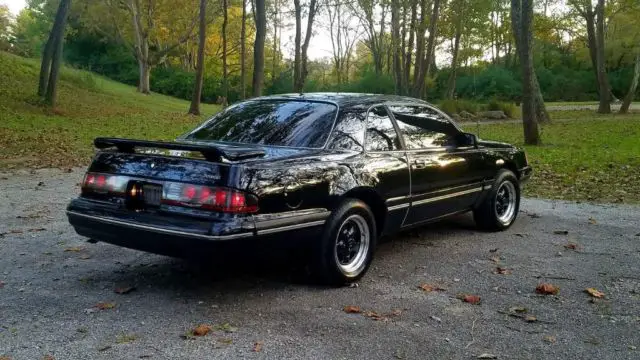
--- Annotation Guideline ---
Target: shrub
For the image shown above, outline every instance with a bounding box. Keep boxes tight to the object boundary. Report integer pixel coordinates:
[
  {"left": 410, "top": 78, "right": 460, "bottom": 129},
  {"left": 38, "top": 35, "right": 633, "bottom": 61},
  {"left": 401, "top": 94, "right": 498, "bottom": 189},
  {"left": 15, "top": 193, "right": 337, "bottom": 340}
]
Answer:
[
  {"left": 438, "top": 99, "right": 479, "bottom": 116},
  {"left": 487, "top": 98, "right": 517, "bottom": 118}
]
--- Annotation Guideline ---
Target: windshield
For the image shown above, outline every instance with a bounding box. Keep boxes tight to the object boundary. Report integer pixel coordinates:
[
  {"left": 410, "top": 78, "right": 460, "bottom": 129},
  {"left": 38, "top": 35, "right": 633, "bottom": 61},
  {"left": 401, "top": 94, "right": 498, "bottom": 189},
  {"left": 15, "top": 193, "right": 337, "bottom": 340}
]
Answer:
[{"left": 183, "top": 99, "right": 338, "bottom": 148}]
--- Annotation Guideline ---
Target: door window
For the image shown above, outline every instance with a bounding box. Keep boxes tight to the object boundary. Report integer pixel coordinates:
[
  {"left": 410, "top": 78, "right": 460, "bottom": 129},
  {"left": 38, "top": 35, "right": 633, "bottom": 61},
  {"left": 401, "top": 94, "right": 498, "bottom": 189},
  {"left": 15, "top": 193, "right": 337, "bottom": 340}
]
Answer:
[
  {"left": 326, "top": 108, "right": 366, "bottom": 151},
  {"left": 388, "top": 105, "right": 458, "bottom": 150},
  {"left": 365, "top": 106, "right": 401, "bottom": 151}
]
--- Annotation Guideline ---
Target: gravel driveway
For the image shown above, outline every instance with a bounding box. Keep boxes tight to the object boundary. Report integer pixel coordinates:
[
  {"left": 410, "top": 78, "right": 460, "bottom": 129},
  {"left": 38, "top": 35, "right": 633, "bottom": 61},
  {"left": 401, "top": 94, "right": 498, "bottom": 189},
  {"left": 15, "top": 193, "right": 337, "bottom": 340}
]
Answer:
[{"left": 1, "top": 169, "right": 639, "bottom": 360}]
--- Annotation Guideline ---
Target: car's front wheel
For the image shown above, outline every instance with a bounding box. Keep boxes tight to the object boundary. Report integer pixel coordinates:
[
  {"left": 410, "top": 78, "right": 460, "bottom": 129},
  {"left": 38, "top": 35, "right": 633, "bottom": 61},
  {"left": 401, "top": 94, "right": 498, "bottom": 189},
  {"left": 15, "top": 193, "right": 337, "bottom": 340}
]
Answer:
[
  {"left": 312, "top": 199, "right": 376, "bottom": 286},
  {"left": 473, "top": 169, "right": 520, "bottom": 231}
]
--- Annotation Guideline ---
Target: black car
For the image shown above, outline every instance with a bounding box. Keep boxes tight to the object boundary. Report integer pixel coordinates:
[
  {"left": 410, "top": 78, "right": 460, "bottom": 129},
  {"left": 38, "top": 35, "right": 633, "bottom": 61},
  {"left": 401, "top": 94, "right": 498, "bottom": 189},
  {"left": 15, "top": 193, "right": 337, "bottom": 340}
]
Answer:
[{"left": 67, "top": 93, "right": 531, "bottom": 285}]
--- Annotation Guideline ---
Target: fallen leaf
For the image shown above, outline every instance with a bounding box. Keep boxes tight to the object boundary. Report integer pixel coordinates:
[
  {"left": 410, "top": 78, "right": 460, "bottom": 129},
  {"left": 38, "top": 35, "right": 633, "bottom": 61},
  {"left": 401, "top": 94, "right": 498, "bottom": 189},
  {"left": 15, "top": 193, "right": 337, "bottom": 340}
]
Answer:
[
  {"left": 588, "top": 218, "right": 597, "bottom": 224},
  {"left": 218, "top": 338, "right": 233, "bottom": 345},
  {"left": 253, "top": 341, "right": 264, "bottom": 352},
  {"left": 544, "top": 335, "right": 557, "bottom": 344},
  {"left": 79, "top": 254, "right": 92, "bottom": 260},
  {"left": 490, "top": 256, "right": 501, "bottom": 263},
  {"left": 343, "top": 305, "right": 361, "bottom": 314},
  {"left": 95, "top": 302, "right": 116, "bottom": 310},
  {"left": 389, "top": 309, "right": 403, "bottom": 317},
  {"left": 585, "top": 288, "right": 605, "bottom": 298},
  {"left": 509, "top": 306, "right": 527, "bottom": 313},
  {"left": 489, "top": 248, "right": 499, "bottom": 252},
  {"left": 192, "top": 324, "right": 211, "bottom": 336},
  {"left": 525, "top": 315, "right": 538, "bottom": 322},
  {"left": 635, "top": 233, "right": 640, "bottom": 237},
  {"left": 43, "top": 355, "right": 55, "bottom": 360},
  {"left": 27, "top": 228, "right": 46, "bottom": 233},
  {"left": 116, "top": 333, "right": 138, "bottom": 344},
  {"left": 493, "top": 267, "right": 512, "bottom": 275},
  {"left": 477, "top": 354, "right": 497, "bottom": 359},
  {"left": 564, "top": 243, "right": 579, "bottom": 250},
  {"left": 64, "top": 246, "right": 84, "bottom": 252},
  {"left": 418, "top": 284, "right": 447, "bottom": 292},
  {"left": 458, "top": 294, "right": 481, "bottom": 305},
  {"left": 536, "top": 283, "right": 560, "bottom": 295},
  {"left": 98, "top": 345, "right": 112, "bottom": 352},
  {"left": 214, "top": 323, "right": 238, "bottom": 333},
  {"left": 553, "top": 230, "right": 569, "bottom": 235},
  {"left": 528, "top": 213, "right": 541, "bottom": 218},
  {"left": 430, "top": 315, "right": 442, "bottom": 322},
  {"left": 114, "top": 286, "right": 136, "bottom": 295},
  {"left": 0, "top": 281, "right": 4, "bottom": 289}
]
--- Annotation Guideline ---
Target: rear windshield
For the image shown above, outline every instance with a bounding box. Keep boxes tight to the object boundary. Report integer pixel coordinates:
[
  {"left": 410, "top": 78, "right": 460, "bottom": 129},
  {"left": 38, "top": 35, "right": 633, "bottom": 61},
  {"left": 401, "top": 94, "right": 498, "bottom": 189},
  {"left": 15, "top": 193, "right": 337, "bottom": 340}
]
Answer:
[{"left": 183, "top": 100, "right": 337, "bottom": 148}]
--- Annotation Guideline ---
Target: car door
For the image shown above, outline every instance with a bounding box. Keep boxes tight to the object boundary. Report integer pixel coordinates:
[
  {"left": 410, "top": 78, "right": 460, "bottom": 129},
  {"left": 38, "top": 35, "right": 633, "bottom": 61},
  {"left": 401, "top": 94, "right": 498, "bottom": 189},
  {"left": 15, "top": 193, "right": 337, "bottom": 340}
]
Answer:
[
  {"left": 387, "top": 104, "right": 488, "bottom": 226},
  {"left": 362, "top": 105, "right": 411, "bottom": 235}
]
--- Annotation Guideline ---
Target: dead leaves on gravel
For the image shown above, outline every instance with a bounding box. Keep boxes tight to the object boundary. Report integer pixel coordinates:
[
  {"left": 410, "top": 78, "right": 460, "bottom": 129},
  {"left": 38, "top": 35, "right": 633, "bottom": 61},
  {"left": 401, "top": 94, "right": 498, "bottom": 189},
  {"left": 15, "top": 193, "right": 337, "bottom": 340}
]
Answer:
[
  {"left": 585, "top": 288, "right": 605, "bottom": 298},
  {"left": 536, "top": 283, "right": 560, "bottom": 295},
  {"left": 458, "top": 294, "right": 482, "bottom": 305},
  {"left": 343, "top": 306, "right": 403, "bottom": 321},
  {"left": 418, "top": 283, "right": 447, "bottom": 292},
  {"left": 114, "top": 286, "right": 136, "bottom": 295}
]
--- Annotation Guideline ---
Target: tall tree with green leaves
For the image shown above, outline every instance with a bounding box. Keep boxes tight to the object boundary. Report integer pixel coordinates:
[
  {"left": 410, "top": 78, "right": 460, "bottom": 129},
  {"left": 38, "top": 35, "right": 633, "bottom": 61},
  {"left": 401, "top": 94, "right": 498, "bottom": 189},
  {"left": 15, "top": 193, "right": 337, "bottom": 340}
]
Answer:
[
  {"left": 188, "top": 0, "right": 208, "bottom": 115},
  {"left": 511, "top": 0, "right": 540, "bottom": 145},
  {"left": 252, "top": 0, "right": 266, "bottom": 96},
  {"left": 293, "top": 0, "right": 319, "bottom": 92},
  {"left": 38, "top": 0, "right": 71, "bottom": 107}
]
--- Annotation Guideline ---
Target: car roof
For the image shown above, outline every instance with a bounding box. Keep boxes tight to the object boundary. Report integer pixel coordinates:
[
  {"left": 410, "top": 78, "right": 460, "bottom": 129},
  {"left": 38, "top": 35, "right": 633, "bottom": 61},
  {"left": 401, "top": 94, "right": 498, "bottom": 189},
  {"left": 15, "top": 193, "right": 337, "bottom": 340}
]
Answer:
[{"left": 253, "top": 92, "right": 430, "bottom": 109}]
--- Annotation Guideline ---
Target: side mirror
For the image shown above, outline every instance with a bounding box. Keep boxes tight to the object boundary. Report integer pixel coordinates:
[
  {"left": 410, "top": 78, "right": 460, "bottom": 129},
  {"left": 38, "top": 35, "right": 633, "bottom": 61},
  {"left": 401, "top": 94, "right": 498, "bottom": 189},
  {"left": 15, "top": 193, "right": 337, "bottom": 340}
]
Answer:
[{"left": 456, "top": 132, "right": 477, "bottom": 147}]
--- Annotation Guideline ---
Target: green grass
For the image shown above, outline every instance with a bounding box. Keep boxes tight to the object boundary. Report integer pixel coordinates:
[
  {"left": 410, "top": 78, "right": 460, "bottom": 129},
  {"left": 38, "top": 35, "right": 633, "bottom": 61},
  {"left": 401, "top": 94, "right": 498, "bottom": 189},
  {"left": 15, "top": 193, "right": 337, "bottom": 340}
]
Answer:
[
  {"left": 464, "top": 115, "right": 640, "bottom": 203},
  {"left": 0, "top": 52, "right": 219, "bottom": 169}
]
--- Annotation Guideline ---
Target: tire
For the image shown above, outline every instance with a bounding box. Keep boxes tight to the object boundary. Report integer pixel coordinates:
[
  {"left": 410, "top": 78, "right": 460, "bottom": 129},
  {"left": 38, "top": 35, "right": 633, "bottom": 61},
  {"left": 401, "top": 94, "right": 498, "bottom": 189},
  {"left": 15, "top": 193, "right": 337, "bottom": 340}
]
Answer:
[
  {"left": 473, "top": 169, "right": 520, "bottom": 231},
  {"left": 312, "top": 198, "right": 377, "bottom": 286}
]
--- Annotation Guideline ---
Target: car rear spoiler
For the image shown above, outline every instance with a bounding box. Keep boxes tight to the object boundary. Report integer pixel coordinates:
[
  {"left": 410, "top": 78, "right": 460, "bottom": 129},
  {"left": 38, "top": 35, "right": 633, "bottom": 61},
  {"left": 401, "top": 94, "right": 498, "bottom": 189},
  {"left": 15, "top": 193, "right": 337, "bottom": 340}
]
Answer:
[{"left": 94, "top": 138, "right": 266, "bottom": 161}]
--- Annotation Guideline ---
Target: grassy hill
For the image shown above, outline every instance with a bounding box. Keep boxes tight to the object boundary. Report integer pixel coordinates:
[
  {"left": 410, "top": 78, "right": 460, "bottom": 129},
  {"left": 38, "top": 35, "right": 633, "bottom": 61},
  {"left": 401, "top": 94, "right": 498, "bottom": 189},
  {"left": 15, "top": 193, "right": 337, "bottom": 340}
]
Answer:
[{"left": 0, "top": 52, "right": 219, "bottom": 169}]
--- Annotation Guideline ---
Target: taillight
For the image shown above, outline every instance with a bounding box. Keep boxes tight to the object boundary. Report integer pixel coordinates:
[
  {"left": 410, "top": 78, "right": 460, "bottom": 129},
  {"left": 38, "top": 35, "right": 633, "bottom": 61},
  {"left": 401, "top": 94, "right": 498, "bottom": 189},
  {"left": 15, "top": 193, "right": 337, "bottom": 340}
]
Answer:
[
  {"left": 82, "top": 173, "right": 127, "bottom": 194},
  {"left": 163, "top": 182, "right": 258, "bottom": 213}
]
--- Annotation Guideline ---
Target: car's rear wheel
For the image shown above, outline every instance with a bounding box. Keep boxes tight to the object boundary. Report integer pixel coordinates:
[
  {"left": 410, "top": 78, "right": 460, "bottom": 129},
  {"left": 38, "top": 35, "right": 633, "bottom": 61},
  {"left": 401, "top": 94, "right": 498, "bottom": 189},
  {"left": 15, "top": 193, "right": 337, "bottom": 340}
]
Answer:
[
  {"left": 312, "top": 199, "right": 376, "bottom": 286},
  {"left": 473, "top": 169, "right": 520, "bottom": 231}
]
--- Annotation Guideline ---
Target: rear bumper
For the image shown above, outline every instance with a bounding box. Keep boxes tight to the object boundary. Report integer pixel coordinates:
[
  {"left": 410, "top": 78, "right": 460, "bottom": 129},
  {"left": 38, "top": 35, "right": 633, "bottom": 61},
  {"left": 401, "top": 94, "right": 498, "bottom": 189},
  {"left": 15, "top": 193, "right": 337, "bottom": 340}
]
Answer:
[{"left": 67, "top": 198, "right": 329, "bottom": 258}]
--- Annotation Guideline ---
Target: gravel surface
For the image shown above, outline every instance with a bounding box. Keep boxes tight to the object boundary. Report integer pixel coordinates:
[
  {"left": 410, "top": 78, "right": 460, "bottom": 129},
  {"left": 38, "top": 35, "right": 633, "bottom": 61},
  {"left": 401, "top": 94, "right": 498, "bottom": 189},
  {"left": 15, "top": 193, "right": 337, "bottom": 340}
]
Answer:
[{"left": 1, "top": 168, "right": 639, "bottom": 360}]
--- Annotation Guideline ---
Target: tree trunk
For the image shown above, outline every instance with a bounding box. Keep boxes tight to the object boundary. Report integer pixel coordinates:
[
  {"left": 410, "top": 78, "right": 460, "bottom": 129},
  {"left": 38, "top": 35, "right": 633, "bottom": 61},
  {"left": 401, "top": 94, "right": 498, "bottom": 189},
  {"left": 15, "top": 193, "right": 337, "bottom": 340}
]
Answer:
[
  {"left": 595, "top": 0, "right": 611, "bottom": 113},
  {"left": 403, "top": 0, "right": 417, "bottom": 94},
  {"left": 44, "top": 0, "right": 71, "bottom": 107},
  {"left": 188, "top": 0, "right": 207, "bottom": 115},
  {"left": 240, "top": 0, "right": 247, "bottom": 99},
  {"left": 271, "top": 0, "right": 279, "bottom": 85},
  {"left": 138, "top": 60, "right": 151, "bottom": 94},
  {"left": 222, "top": 0, "right": 228, "bottom": 104},
  {"left": 391, "top": 0, "right": 402, "bottom": 94},
  {"left": 252, "top": 0, "right": 267, "bottom": 97},
  {"left": 446, "top": 12, "right": 462, "bottom": 99},
  {"left": 38, "top": 0, "right": 70, "bottom": 98},
  {"left": 299, "top": 0, "right": 318, "bottom": 92},
  {"left": 619, "top": 52, "right": 640, "bottom": 114},
  {"left": 414, "top": 0, "right": 441, "bottom": 98},
  {"left": 293, "top": 0, "right": 301, "bottom": 91},
  {"left": 413, "top": 0, "right": 427, "bottom": 91},
  {"left": 512, "top": 0, "right": 540, "bottom": 145}
]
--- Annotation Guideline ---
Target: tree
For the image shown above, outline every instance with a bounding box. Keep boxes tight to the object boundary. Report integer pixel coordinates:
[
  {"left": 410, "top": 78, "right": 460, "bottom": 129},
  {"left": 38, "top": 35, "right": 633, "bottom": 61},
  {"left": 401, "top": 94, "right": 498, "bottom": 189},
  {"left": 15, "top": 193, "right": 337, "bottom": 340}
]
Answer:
[
  {"left": 594, "top": 0, "right": 611, "bottom": 113},
  {"left": 293, "top": 0, "right": 319, "bottom": 92},
  {"left": 403, "top": 0, "right": 417, "bottom": 94},
  {"left": 445, "top": 0, "right": 464, "bottom": 99},
  {"left": 38, "top": 0, "right": 71, "bottom": 107},
  {"left": 222, "top": 0, "right": 229, "bottom": 103},
  {"left": 353, "top": 0, "right": 388, "bottom": 75},
  {"left": 188, "top": 0, "right": 208, "bottom": 115},
  {"left": 511, "top": 0, "right": 540, "bottom": 145},
  {"left": 252, "top": 0, "right": 266, "bottom": 96},
  {"left": 414, "top": 0, "right": 441, "bottom": 98},
  {"left": 92, "top": 0, "right": 200, "bottom": 94},
  {"left": 619, "top": 50, "right": 639, "bottom": 114},
  {"left": 240, "top": 0, "right": 247, "bottom": 99},
  {"left": 0, "top": 5, "right": 11, "bottom": 51},
  {"left": 391, "top": 0, "right": 402, "bottom": 94},
  {"left": 325, "top": 0, "right": 360, "bottom": 85}
]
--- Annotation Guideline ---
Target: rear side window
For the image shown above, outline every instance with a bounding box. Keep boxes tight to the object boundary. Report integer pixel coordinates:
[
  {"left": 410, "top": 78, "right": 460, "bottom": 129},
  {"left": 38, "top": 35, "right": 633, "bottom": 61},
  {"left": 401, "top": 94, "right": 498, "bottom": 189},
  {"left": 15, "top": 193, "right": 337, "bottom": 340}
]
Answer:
[
  {"left": 326, "top": 109, "right": 366, "bottom": 151},
  {"left": 184, "top": 100, "right": 337, "bottom": 148},
  {"left": 388, "top": 105, "right": 458, "bottom": 149},
  {"left": 365, "top": 106, "right": 401, "bottom": 151}
]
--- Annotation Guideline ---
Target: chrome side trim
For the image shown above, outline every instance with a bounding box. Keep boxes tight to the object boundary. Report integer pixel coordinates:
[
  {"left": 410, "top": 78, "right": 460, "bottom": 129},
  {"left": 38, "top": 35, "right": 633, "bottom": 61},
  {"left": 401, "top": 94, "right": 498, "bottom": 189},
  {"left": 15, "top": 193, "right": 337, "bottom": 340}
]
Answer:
[
  {"left": 256, "top": 220, "right": 326, "bottom": 235},
  {"left": 388, "top": 203, "right": 410, "bottom": 211},
  {"left": 412, "top": 187, "right": 483, "bottom": 206},
  {"left": 386, "top": 195, "right": 411, "bottom": 204},
  {"left": 66, "top": 211, "right": 253, "bottom": 240}
]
